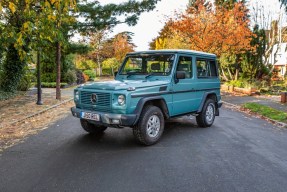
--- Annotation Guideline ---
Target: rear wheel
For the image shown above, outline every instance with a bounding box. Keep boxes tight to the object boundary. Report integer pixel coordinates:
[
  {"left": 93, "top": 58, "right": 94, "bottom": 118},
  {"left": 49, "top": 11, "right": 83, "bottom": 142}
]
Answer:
[
  {"left": 133, "top": 106, "right": 164, "bottom": 146},
  {"left": 80, "top": 119, "right": 107, "bottom": 134},
  {"left": 196, "top": 99, "right": 216, "bottom": 128}
]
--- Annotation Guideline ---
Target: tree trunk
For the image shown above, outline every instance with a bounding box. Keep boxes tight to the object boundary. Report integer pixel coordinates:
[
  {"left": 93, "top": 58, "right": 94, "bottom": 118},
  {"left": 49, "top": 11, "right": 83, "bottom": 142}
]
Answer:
[
  {"left": 97, "top": 53, "right": 102, "bottom": 76},
  {"left": 56, "top": 41, "right": 61, "bottom": 100},
  {"left": 227, "top": 68, "right": 233, "bottom": 80},
  {"left": 221, "top": 68, "right": 229, "bottom": 81},
  {"left": 234, "top": 55, "right": 240, "bottom": 81},
  {"left": 111, "top": 67, "right": 114, "bottom": 77},
  {"left": 235, "top": 68, "right": 239, "bottom": 80}
]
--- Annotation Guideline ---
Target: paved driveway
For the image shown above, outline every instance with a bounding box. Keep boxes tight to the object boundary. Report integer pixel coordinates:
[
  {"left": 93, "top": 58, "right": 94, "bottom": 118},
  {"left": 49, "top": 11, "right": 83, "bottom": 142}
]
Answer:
[{"left": 0, "top": 108, "right": 287, "bottom": 192}]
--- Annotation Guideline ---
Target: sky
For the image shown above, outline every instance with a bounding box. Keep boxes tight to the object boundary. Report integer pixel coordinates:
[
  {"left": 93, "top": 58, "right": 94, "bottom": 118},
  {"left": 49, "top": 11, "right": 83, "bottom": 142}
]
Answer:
[
  {"left": 248, "top": 0, "right": 286, "bottom": 29},
  {"left": 98, "top": 0, "right": 189, "bottom": 51},
  {"left": 98, "top": 0, "right": 285, "bottom": 51}
]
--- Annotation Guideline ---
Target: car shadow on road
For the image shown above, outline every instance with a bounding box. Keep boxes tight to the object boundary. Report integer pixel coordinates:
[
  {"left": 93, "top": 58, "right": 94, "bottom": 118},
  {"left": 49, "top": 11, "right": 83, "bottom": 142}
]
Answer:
[
  {"left": 163, "top": 116, "right": 206, "bottom": 138},
  {"left": 164, "top": 116, "right": 200, "bottom": 131},
  {"left": 70, "top": 128, "right": 140, "bottom": 151},
  {"left": 67, "top": 116, "right": 203, "bottom": 151}
]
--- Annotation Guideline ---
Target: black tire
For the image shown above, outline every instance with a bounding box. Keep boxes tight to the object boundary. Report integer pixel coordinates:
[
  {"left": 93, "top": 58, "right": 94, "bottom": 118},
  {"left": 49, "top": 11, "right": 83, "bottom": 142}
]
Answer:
[
  {"left": 80, "top": 119, "right": 107, "bottom": 134},
  {"left": 196, "top": 99, "right": 216, "bottom": 128},
  {"left": 133, "top": 106, "right": 164, "bottom": 146}
]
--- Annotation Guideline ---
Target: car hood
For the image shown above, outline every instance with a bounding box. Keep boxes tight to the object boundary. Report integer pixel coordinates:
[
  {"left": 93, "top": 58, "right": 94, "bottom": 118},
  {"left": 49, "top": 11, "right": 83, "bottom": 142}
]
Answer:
[{"left": 80, "top": 80, "right": 169, "bottom": 91}]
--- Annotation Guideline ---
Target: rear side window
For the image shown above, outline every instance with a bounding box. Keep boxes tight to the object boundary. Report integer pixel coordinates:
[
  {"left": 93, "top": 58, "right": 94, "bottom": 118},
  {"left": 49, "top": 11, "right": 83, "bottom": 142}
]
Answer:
[
  {"left": 196, "top": 59, "right": 218, "bottom": 78},
  {"left": 176, "top": 56, "right": 193, "bottom": 79}
]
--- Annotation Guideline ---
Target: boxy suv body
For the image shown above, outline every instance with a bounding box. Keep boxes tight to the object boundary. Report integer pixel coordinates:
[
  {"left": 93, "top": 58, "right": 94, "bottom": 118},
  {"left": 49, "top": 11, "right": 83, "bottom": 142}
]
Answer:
[{"left": 71, "top": 50, "right": 222, "bottom": 145}]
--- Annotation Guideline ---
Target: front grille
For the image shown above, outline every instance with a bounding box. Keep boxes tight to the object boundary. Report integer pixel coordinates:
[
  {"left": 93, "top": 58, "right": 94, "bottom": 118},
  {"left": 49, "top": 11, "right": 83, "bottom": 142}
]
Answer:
[{"left": 80, "top": 91, "right": 111, "bottom": 112}]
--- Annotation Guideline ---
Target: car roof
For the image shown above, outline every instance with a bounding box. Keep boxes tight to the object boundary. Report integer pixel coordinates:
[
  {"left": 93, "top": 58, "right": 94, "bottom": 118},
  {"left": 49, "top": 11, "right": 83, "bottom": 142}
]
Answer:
[{"left": 127, "top": 49, "right": 216, "bottom": 57}]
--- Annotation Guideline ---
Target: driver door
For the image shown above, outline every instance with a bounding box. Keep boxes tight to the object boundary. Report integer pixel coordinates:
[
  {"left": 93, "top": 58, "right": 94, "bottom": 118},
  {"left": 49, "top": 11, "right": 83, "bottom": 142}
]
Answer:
[{"left": 171, "top": 55, "right": 200, "bottom": 116}]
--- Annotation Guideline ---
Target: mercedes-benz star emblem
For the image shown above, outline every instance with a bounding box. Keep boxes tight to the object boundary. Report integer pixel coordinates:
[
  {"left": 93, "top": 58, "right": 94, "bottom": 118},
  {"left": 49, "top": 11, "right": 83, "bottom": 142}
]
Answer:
[{"left": 91, "top": 93, "right": 97, "bottom": 103}]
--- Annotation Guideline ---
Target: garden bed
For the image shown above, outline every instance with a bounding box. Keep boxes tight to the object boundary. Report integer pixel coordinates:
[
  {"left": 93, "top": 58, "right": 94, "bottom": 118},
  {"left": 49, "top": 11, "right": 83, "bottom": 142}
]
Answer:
[{"left": 221, "top": 84, "right": 256, "bottom": 95}]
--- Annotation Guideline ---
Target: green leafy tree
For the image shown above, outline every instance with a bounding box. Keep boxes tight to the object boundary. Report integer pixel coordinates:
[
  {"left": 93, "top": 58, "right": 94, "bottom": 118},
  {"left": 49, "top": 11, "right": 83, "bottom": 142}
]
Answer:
[
  {"left": 0, "top": 0, "right": 76, "bottom": 94},
  {"left": 0, "top": 0, "right": 29, "bottom": 92},
  {"left": 76, "top": 0, "right": 160, "bottom": 32},
  {"left": 215, "top": 0, "right": 238, "bottom": 9},
  {"left": 102, "top": 58, "right": 120, "bottom": 76},
  {"left": 76, "top": 0, "right": 160, "bottom": 76},
  {"left": 219, "top": 53, "right": 237, "bottom": 81},
  {"left": 0, "top": 0, "right": 160, "bottom": 97},
  {"left": 83, "top": 31, "right": 135, "bottom": 76},
  {"left": 76, "top": 57, "right": 97, "bottom": 70},
  {"left": 46, "top": 0, "right": 77, "bottom": 100},
  {"left": 241, "top": 25, "right": 266, "bottom": 80}
]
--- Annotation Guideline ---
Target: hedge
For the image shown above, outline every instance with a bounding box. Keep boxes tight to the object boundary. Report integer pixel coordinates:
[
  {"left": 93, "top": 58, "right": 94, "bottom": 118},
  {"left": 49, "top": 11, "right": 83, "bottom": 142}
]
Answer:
[{"left": 41, "top": 82, "right": 68, "bottom": 88}]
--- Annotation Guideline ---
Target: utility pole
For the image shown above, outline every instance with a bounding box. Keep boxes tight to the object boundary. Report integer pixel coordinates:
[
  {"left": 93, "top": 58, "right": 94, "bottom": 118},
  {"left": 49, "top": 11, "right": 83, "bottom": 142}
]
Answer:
[
  {"left": 36, "top": 51, "right": 43, "bottom": 105},
  {"left": 36, "top": 2, "right": 43, "bottom": 105}
]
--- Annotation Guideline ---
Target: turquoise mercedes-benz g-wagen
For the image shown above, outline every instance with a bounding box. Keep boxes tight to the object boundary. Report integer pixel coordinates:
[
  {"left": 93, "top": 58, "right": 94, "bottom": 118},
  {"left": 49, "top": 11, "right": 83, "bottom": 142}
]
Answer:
[{"left": 71, "top": 50, "right": 222, "bottom": 145}]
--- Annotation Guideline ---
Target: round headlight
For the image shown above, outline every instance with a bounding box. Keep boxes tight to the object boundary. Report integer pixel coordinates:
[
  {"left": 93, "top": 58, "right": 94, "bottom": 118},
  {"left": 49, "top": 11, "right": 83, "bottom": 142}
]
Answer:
[
  {"left": 118, "top": 95, "right": 125, "bottom": 105},
  {"left": 75, "top": 91, "right": 79, "bottom": 100}
]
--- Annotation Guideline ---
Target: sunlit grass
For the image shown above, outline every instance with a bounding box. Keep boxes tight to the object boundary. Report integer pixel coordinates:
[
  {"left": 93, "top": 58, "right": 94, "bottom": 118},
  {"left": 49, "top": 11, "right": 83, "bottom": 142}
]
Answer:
[{"left": 243, "top": 103, "right": 287, "bottom": 123}]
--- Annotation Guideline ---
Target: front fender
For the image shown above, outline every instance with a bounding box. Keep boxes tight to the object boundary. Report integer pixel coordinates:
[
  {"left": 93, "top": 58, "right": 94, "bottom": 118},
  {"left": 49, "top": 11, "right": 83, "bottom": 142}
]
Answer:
[{"left": 132, "top": 96, "right": 169, "bottom": 125}]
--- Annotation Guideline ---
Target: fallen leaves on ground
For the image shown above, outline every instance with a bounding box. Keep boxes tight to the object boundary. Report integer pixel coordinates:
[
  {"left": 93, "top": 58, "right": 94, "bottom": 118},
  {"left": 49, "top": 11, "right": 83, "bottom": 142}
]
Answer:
[
  {"left": 0, "top": 102, "right": 74, "bottom": 152},
  {"left": 0, "top": 92, "right": 71, "bottom": 128}
]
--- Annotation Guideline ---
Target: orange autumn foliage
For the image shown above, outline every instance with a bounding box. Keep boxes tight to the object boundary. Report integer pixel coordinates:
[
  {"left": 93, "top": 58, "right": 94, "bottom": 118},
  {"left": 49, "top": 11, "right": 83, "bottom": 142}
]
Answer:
[
  {"left": 169, "top": 1, "right": 255, "bottom": 56},
  {"left": 113, "top": 33, "right": 135, "bottom": 62}
]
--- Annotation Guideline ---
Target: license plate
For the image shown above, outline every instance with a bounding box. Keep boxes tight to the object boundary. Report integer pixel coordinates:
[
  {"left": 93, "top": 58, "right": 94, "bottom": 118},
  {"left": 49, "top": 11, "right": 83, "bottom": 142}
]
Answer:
[{"left": 81, "top": 112, "right": 100, "bottom": 121}]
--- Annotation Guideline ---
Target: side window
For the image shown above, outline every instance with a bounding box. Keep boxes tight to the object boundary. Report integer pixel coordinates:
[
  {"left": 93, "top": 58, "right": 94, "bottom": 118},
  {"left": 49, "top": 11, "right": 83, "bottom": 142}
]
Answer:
[
  {"left": 209, "top": 60, "right": 218, "bottom": 77},
  {"left": 176, "top": 56, "right": 193, "bottom": 79},
  {"left": 196, "top": 59, "right": 217, "bottom": 78}
]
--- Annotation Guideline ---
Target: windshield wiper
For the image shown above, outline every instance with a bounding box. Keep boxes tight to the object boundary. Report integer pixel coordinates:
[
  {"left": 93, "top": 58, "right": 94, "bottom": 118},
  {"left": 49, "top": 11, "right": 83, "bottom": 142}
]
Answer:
[
  {"left": 145, "top": 73, "right": 156, "bottom": 79},
  {"left": 126, "top": 72, "right": 137, "bottom": 78}
]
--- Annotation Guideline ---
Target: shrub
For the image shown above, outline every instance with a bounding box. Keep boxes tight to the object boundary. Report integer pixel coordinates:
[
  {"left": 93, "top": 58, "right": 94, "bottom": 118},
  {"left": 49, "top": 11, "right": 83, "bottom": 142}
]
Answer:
[
  {"left": 0, "top": 90, "right": 17, "bottom": 101},
  {"left": 64, "top": 69, "right": 77, "bottom": 84},
  {"left": 259, "top": 88, "right": 269, "bottom": 93},
  {"left": 83, "top": 70, "right": 96, "bottom": 80},
  {"left": 83, "top": 73, "right": 89, "bottom": 82},
  {"left": 1, "top": 45, "right": 25, "bottom": 92},
  {"left": 76, "top": 70, "right": 86, "bottom": 84},
  {"left": 260, "top": 80, "right": 269, "bottom": 88},
  {"left": 102, "top": 68, "right": 112, "bottom": 76},
  {"left": 17, "top": 70, "right": 35, "bottom": 91},
  {"left": 102, "top": 58, "right": 120, "bottom": 76},
  {"left": 41, "top": 73, "right": 57, "bottom": 82},
  {"left": 226, "top": 80, "right": 246, "bottom": 88},
  {"left": 41, "top": 82, "right": 68, "bottom": 88}
]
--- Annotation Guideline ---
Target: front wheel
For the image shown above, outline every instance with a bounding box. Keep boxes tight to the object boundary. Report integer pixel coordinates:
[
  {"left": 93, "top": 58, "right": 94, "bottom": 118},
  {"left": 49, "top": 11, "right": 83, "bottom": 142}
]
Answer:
[
  {"left": 80, "top": 119, "right": 107, "bottom": 134},
  {"left": 133, "top": 106, "right": 164, "bottom": 146},
  {"left": 196, "top": 99, "right": 216, "bottom": 128}
]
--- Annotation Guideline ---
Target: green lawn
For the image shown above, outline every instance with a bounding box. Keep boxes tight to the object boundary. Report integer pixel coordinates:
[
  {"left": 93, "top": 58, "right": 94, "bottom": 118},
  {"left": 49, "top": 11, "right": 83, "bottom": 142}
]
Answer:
[{"left": 243, "top": 103, "right": 287, "bottom": 123}]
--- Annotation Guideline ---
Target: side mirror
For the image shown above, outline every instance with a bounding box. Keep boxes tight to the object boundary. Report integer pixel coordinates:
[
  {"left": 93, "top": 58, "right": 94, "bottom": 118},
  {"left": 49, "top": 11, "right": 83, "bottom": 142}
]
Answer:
[{"left": 176, "top": 71, "right": 185, "bottom": 79}]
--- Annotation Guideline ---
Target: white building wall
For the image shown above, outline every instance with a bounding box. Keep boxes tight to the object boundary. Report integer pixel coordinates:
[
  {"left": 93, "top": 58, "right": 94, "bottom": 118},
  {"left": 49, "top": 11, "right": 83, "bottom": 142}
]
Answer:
[{"left": 268, "top": 43, "right": 287, "bottom": 66}]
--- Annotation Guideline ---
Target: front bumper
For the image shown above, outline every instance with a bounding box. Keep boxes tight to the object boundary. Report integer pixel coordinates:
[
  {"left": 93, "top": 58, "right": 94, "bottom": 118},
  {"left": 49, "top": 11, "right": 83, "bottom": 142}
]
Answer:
[{"left": 71, "top": 107, "right": 137, "bottom": 127}]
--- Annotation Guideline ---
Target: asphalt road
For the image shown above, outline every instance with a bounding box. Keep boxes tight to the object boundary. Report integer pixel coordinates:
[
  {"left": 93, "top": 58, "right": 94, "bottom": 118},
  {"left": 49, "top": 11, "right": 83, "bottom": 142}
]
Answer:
[{"left": 1, "top": 107, "right": 287, "bottom": 192}]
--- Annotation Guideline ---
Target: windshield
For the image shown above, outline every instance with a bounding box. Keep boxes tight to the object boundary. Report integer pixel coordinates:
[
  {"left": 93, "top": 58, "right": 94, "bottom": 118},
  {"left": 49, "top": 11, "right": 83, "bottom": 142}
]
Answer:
[{"left": 120, "top": 54, "right": 175, "bottom": 76}]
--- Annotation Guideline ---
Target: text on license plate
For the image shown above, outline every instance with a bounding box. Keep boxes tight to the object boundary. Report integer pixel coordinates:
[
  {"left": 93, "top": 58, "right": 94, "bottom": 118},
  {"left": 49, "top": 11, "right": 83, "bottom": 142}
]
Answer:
[{"left": 81, "top": 112, "right": 100, "bottom": 121}]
